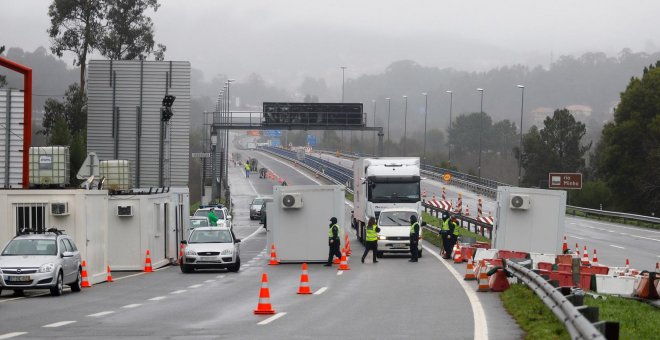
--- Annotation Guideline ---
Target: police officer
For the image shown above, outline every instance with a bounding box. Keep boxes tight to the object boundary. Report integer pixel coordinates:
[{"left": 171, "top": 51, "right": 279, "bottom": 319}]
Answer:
[
  {"left": 324, "top": 217, "right": 342, "bottom": 266},
  {"left": 440, "top": 212, "right": 452, "bottom": 259},
  {"left": 448, "top": 215, "right": 460, "bottom": 258},
  {"left": 244, "top": 162, "right": 251, "bottom": 178},
  {"left": 361, "top": 217, "right": 380, "bottom": 263},
  {"left": 409, "top": 215, "right": 420, "bottom": 262}
]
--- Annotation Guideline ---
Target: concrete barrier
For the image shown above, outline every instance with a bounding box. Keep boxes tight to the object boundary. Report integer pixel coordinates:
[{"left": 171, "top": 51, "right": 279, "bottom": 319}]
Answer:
[
  {"left": 474, "top": 248, "right": 499, "bottom": 263},
  {"left": 530, "top": 253, "right": 556, "bottom": 269},
  {"left": 595, "top": 275, "right": 637, "bottom": 296}
]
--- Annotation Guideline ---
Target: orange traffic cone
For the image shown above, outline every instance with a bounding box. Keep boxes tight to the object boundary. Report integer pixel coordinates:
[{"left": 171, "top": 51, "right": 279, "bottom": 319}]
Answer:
[
  {"left": 297, "top": 263, "right": 312, "bottom": 295},
  {"left": 562, "top": 236, "right": 568, "bottom": 253},
  {"left": 625, "top": 258, "right": 630, "bottom": 270},
  {"left": 338, "top": 250, "right": 350, "bottom": 271},
  {"left": 254, "top": 273, "right": 276, "bottom": 314},
  {"left": 582, "top": 246, "right": 589, "bottom": 264},
  {"left": 476, "top": 260, "right": 490, "bottom": 292},
  {"left": 178, "top": 243, "right": 184, "bottom": 264},
  {"left": 268, "top": 244, "right": 280, "bottom": 265},
  {"left": 106, "top": 265, "right": 113, "bottom": 283},
  {"left": 81, "top": 260, "right": 91, "bottom": 288},
  {"left": 465, "top": 205, "right": 470, "bottom": 217},
  {"left": 464, "top": 254, "right": 476, "bottom": 281},
  {"left": 592, "top": 249, "right": 599, "bottom": 264},
  {"left": 655, "top": 262, "right": 659, "bottom": 273},
  {"left": 144, "top": 250, "right": 153, "bottom": 272},
  {"left": 453, "top": 244, "right": 463, "bottom": 263}
]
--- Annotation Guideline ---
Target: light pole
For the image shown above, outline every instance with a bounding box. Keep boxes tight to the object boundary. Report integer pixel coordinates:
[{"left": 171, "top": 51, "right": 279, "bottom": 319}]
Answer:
[
  {"left": 340, "top": 66, "right": 347, "bottom": 151},
  {"left": 372, "top": 99, "right": 377, "bottom": 155},
  {"left": 224, "top": 79, "right": 235, "bottom": 199},
  {"left": 446, "top": 90, "right": 453, "bottom": 166},
  {"left": 386, "top": 97, "right": 391, "bottom": 149},
  {"left": 422, "top": 92, "right": 428, "bottom": 168},
  {"left": 403, "top": 95, "right": 408, "bottom": 156},
  {"left": 477, "top": 88, "right": 484, "bottom": 179},
  {"left": 517, "top": 85, "right": 525, "bottom": 187}
]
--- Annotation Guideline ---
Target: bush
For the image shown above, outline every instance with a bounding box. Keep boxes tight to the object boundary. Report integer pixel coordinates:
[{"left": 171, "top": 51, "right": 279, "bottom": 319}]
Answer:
[{"left": 570, "top": 180, "right": 612, "bottom": 209}]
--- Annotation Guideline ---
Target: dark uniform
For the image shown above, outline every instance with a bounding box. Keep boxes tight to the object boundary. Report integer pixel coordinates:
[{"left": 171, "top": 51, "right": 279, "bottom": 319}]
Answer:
[
  {"left": 409, "top": 215, "right": 420, "bottom": 262},
  {"left": 361, "top": 222, "right": 380, "bottom": 263},
  {"left": 324, "top": 217, "right": 342, "bottom": 266},
  {"left": 442, "top": 215, "right": 459, "bottom": 259}
]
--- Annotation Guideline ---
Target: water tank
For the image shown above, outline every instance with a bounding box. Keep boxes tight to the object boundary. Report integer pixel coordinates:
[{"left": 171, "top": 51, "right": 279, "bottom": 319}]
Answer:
[
  {"left": 100, "top": 160, "right": 132, "bottom": 191},
  {"left": 29, "top": 146, "right": 70, "bottom": 187}
]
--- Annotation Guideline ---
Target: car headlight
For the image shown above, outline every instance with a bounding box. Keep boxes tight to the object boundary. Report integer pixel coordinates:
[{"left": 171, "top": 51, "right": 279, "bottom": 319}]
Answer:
[
  {"left": 221, "top": 249, "right": 233, "bottom": 255},
  {"left": 379, "top": 236, "right": 387, "bottom": 240},
  {"left": 38, "top": 263, "right": 55, "bottom": 273},
  {"left": 185, "top": 249, "right": 197, "bottom": 256}
]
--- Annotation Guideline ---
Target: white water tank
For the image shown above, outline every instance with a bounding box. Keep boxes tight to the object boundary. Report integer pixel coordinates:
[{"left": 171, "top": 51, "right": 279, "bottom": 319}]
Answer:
[
  {"left": 29, "top": 146, "right": 70, "bottom": 186},
  {"left": 100, "top": 160, "right": 132, "bottom": 191}
]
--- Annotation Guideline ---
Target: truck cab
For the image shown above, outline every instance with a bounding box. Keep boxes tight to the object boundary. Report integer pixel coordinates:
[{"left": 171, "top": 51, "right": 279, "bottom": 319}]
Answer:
[{"left": 376, "top": 208, "right": 423, "bottom": 257}]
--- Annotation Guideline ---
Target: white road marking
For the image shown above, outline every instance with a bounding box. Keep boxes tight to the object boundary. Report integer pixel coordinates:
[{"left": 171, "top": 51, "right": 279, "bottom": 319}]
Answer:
[
  {"left": 257, "top": 312, "right": 287, "bottom": 325},
  {"left": 0, "top": 291, "right": 49, "bottom": 303},
  {"left": 610, "top": 245, "right": 625, "bottom": 249},
  {"left": 112, "top": 272, "right": 145, "bottom": 281},
  {"left": 216, "top": 275, "right": 226, "bottom": 279},
  {"left": 188, "top": 284, "right": 203, "bottom": 289},
  {"left": 149, "top": 296, "right": 167, "bottom": 301},
  {"left": 0, "top": 332, "right": 28, "bottom": 339},
  {"left": 42, "top": 321, "right": 76, "bottom": 328},
  {"left": 204, "top": 280, "right": 215, "bottom": 283},
  {"left": 242, "top": 226, "right": 265, "bottom": 242},
  {"left": 423, "top": 245, "right": 488, "bottom": 340},
  {"left": 121, "top": 304, "right": 142, "bottom": 309},
  {"left": 87, "top": 311, "right": 115, "bottom": 317},
  {"left": 336, "top": 271, "right": 344, "bottom": 276},
  {"left": 170, "top": 290, "right": 186, "bottom": 294},
  {"left": 314, "top": 287, "right": 328, "bottom": 295},
  {"left": 571, "top": 236, "right": 584, "bottom": 240},
  {"left": 258, "top": 152, "right": 324, "bottom": 185}
]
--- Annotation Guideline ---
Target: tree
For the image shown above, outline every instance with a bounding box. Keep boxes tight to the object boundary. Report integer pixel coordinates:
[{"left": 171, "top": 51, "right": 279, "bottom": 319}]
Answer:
[
  {"left": 41, "top": 84, "right": 86, "bottom": 136},
  {"left": 521, "top": 109, "right": 591, "bottom": 187},
  {"left": 448, "top": 112, "right": 493, "bottom": 154},
  {"left": 99, "top": 0, "right": 164, "bottom": 60},
  {"left": 48, "top": 0, "right": 105, "bottom": 90},
  {"left": 49, "top": 115, "right": 71, "bottom": 146},
  {"left": 596, "top": 62, "right": 660, "bottom": 214}
]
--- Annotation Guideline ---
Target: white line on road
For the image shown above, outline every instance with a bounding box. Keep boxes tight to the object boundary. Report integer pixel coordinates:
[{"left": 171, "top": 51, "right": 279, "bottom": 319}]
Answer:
[
  {"left": 336, "top": 271, "right": 344, "bottom": 276},
  {"left": 112, "top": 272, "right": 145, "bottom": 281},
  {"left": 571, "top": 236, "right": 584, "bottom": 240},
  {"left": 149, "top": 296, "right": 167, "bottom": 301},
  {"left": 0, "top": 332, "right": 28, "bottom": 339},
  {"left": 610, "top": 245, "right": 625, "bottom": 249},
  {"left": 87, "top": 311, "right": 115, "bottom": 317},
  {"left": 204, "top": 280, "right": 215, "bottom": 283},
  {"left": 423, "top": 245, "right": 488, "bottom": 340},
  {"left": 216, "top": 275, "right": 226, "bottom": 279},
  {"left": 257, "top": 312, "right": 287, "bottom": 325},
  {"left": 188, "top": 284, "right": 203, "bottom": 289},
  {"left": 121, "top": 304, "right": 142, "bottom": 309},
  {"left": 170, "top": 290, "right": 186, "bottom": 294},
  {"left": 314, "top": 287, "right": 328, "bottom": 295},
  {"left": 43, "top": 321, "right": 76, "bottom": 328},
  {"left": 242, "top": 225, "right": 265, "bottom": 242}
]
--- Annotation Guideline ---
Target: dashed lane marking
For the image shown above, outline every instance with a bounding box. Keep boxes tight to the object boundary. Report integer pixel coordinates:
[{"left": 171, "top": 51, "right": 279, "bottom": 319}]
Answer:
[
  {"left": 42, "top": 321, "right": 76, "bottom": 328},
  {"left": 188, "top": 284, "right": 203, "bottom": 289},
  {"left": 216, "top": 275, "right": 226, "bottom": 279},
  {"left": 149, "top": 296, "right": 167, "bottom": 301},
  {"left": 424, "top": 245, "right": 488, "bottom": 340},
  {"left": 88, "top": 311, "right": 115, "bottom": 317},
  {"left": 257, "top": 312, "right": 287, "bottom": 325},
  {"left": 170, "top": 290, "right": 186, "bottom": 294},
  {"left": 314, "top": 287, "right": 328, "bottom": 295},
  {"left": 121, "top": 304, "right": 142, "bottom": 309},
  {"left": 336, "top": 271, "right": 344, "bottom": 276},
  {"left": 571, "top": 236, "right": 584, "bottom": 240},
  {"left": 204, "top": 280, "right": 215, "bottom": 283},
  {"left": 610, "top": 245, "right": 625, "bottom": 249},
  {"left": 0, "top": 332, "right": 28, "bottom": 339}
]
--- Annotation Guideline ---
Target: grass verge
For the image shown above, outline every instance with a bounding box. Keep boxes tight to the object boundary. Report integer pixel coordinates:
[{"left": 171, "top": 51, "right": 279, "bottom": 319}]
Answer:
[
  {"left": 584, "top": 294, "right": 660, "bottom": 340},
  {"left": 501, "top": 284, "right": 570, "bottom": 340},
  {"left": 422, "top": 212, "right": 490, "bottom": 243}
]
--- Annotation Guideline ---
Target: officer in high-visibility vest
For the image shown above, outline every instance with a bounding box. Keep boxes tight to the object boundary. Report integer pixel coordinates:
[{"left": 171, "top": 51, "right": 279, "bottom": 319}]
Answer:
[
  {"left": 448, "top": 215, "right": 460, "bottom": 257},
  {"left": 361, "top": 217, "right": 380, "bottom": 263},
  {"left": 409, "top": 215, "right": 420, "bottom": 262},
  {"left": 324, "top": 217, "right": 342, "bottom": 266},
  {"left": 244, "top": 162, "right": 251, "bottom": 178},
  {"left": 440, "top": 213, "right": 452, "bottom": 259}
]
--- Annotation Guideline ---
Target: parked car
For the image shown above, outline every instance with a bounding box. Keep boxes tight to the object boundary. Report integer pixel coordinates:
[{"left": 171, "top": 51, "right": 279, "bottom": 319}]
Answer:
[
  {"left": 250, "top": 196, "right": 272, "bottom": 220},
  {"left": 194, "top": 206, "right": 232, "bottom": 229},
  {"left": 0, "top": 229, "right": 83, "bottom": 296},
  {"left": 180, "top": 227, "right": 241, "bottom": 273}
]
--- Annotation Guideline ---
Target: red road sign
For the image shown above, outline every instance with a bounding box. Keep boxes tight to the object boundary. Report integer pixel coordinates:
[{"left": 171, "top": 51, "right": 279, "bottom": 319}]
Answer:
[{"left": 548, "top": 173, "right": 582, "bottom": 189}]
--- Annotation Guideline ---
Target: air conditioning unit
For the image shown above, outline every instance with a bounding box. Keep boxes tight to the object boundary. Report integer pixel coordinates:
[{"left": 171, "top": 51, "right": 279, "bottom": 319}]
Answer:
[
  {"left": 117, "top": 205, "right": 134, "bottom": 217},
  {"left": 51, "top": 202, "right": 69, "bottom": 216},
  {"left": 509, "top": 194, "right": 531, "bottom": 210},
  {"left": 281, "top": 193, "right": 303, "bottom": 209}
]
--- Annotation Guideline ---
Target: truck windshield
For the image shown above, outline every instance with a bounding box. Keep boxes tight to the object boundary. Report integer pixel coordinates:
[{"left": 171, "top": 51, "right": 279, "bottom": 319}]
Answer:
[
  {"left": 379, "top": 211, "right": 417, "bottom": 227},
  {"left": 368, "top": 182, "right": 420, "bottom": 203}
]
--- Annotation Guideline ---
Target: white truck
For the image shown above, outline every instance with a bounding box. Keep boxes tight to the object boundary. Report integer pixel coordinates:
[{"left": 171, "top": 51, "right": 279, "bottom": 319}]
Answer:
[{"left": 352, "top": 157, "right": 423, "bottom": 257}]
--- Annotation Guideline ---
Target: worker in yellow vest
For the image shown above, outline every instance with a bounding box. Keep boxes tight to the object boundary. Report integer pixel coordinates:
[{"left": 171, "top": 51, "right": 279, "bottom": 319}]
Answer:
[
  {"left": 409, "top": 215, "right": 420, "bottom": 262},
  {"left": 324, "top": 217, "right": 342, "bottom": 266},
  {"left": 361, "top": 217, "right": 380, "bottom": 263}
]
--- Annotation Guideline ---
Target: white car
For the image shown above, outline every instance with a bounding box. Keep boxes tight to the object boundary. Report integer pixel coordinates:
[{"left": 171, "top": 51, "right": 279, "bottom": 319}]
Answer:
[
  {"left": 180, "top": 227, "right": 240, "bottom": 273},
  {"left": 376, "top": 208, "right": 423, "bottom": 258},
  {"left": 194, "top": 206, "right": 232, "bottom": 229}
]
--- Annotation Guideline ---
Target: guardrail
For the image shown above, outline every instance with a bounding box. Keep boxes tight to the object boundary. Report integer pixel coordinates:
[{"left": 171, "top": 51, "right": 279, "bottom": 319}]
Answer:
[
  {"left": 422, "top": 201, "right": 493, "bottom": 240},
  {"left": 567, "top": 205, "right": 660, "bottom": 225}
]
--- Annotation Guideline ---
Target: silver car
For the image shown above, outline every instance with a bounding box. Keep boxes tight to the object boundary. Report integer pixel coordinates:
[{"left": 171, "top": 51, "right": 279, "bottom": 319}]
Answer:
[
  {"left": 180, "top": 227, "right": 241, "bottom": 273},
  {"left": 0, "top": 230, "right": 83, "bottom": 296}
]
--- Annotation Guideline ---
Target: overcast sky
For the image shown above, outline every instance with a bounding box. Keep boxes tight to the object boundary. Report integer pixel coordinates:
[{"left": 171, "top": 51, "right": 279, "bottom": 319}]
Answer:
[{"left": 2, "top": 0, "right": 660, "bottom": 89}]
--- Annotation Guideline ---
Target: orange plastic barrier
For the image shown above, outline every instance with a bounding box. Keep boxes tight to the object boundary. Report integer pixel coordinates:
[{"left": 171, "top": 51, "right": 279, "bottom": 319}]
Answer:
[{"left": 498, "top": 250, "right": 529, "bottom": 260}]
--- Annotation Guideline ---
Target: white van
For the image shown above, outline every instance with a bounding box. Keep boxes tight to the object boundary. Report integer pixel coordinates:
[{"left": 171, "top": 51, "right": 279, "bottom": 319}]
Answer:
[{"left": 376, "top": 207, "right": 423, "bottom": 258}]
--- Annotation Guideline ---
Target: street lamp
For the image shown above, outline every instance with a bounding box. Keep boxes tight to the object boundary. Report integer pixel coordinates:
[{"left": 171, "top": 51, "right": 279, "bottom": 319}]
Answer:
[
  {"left": 340, "top": 66, "right": 347, "bottom": 151},
  {"left": 476, "top": 88, "right": 484, "bottom": 179},
  {"left": 517, "top": 85, "right": 525, "bottom": 187},
  {"left": 386, "top": 97, "right": 391, "bottom": 149},
  {"left": 210, "top": 132, "right": 218, "bottom": 203},
  {"left": 422, "top": 92, "right": 428, "bottom": 168},
  {"left": 372, "top": 99, "right": 377, "bottom": 155},
  {"left": 403, "top": 95, "right": 408, "bottom": 156},
  {"left": 446, "top": 90, "right": 453, "bottom": 166}
]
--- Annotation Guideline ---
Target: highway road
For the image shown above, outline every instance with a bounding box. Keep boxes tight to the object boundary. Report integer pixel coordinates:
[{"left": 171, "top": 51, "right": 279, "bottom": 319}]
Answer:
[
  {"left": 314, "top": 152, "right": 660, "bottom": 272},
  {"left": 0, "top": 142, "right": 522, "bottom": 339}
]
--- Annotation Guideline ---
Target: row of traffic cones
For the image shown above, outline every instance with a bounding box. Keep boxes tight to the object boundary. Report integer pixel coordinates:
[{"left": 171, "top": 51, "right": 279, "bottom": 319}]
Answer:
[
  {"left": 562, "top": 237, "right": 602, "bottom": 264},
  {"left": 79, "top": 249, "right": 156, "bottom": 288},
  {"left": 268, "top": 243, "right": 350, "bottom": 270}
]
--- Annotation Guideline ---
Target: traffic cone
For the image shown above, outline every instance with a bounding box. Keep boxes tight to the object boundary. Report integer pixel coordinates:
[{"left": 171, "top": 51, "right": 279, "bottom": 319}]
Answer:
[
  {"left": 582, "top": 246, "right": 589, "bottom": 263},
  {"left": 254, "top": 273, "right": 276, "bottom": 315},
  {"left": 81, "top": 260, "right": 91, "bottom": 288},
  {"left": 338, "top": 250, "right": 350, "bottom": 270},
  {"left": 178, "top": 243, "right": 184, "bottom": 264},
  {"left": 592, "top": 249, "right": 599, "bottom": 264},
  {"left": 144, "top": 250, "right": 153, "bottom": 272},
  {"left": 562, "top": 236, "right": 568, "bottom": 253},
  {"left": 655, "top": 262, "right": 659, "bottom": 273},
  {"left": 464, "top": 255, "right": 477, "bottom": 280},
  {"left": 268, "top": 244, "right": 279, "bottom": 265},
  {"left": 297, "top": 263, "right": 312, "bottom": 294},
  {"left": 106, "top": 265, "right": 113, "bottom": 283},
  {"left": 476, "top": 260, "right": 490, "bottom": 292},
  {"left": 465, "top": 205, "right": 470, "bottom": 217},
  {"left": 575, "top": 243, "right": 580, "bottom": 257},
  {"left": 453, "top": 244, "right": 463, "bottom": 263},
  {"left": 625, "top": 258, "right": 630, "bottom": 270}
]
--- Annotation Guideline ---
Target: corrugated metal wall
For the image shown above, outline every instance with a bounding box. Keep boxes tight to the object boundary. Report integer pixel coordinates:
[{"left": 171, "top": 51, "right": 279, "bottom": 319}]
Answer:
[
  {"left": 87, "top": 60, "right": 190, "bottom": 188},
  {"left": 0, "top": 89, "right": 24, "bottom": 188}
]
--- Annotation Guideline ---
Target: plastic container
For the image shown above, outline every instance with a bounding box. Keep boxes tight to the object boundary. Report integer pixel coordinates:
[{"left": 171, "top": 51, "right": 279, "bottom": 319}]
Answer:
[
  {"left": 595, "top": 275, "right": 636, "bottom": 296},
  {"left": 100, "top": 160, "right": 132, "bottom": 190},
  {"left": 29, "top": 146, "right": 70, "bottom": 186},
  {"left": 498, "top": 250, "right": 529, "bottom": 260}
]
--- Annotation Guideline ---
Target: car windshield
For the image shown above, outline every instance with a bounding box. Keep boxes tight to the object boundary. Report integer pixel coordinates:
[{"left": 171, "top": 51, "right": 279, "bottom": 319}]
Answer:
[
  {"left": 189, "top": 230, "right": 233, "bottom": 244},
  {"left": 1, "top": 239, "right": 58, "bottom": 256},
  {"left": 190, "top": 219, "right": 210, "bottom": 228},
  {"left": 252, "top": 198, "right": 264, "bottom": 205},
  {"left": 368, "top": 181, "right": 420, "bottom": 203},
  {"left": 195, "top": 209, "right": 225, "bottom": 219},
  {"left": 378, "top": 212, "right": 417, "bottom": 227}
]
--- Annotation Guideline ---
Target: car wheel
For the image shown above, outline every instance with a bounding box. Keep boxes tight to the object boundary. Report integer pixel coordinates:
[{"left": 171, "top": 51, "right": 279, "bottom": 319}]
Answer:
[
  {"left": 180, "top": 263, "right": 193, "bottom": 273},
  {"left": 70, "top": 268, "right": 82, "bottom": 292},
  {"left": 228, "top": 256, "right": 241, "bottom": 272},
  {"left": 50, "top": 271, "right": 64, "bottom": 296}
]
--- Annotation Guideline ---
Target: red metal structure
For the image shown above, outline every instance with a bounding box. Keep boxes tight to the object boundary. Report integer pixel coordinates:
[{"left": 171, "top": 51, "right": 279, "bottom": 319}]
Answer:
[{"left": 0, "top": 56, "right": 32, "bottom": 188}]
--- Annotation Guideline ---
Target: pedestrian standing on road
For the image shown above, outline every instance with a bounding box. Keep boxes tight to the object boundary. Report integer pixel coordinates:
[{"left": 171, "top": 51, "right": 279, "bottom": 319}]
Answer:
[
  {"left": 361, "top": 217, "right": 380, "bottom": 263},
  {"left": 244, "top": 162, "right": 251, "bottom": 178},
  {"left": 440, "top": 212, "right": 452, "bottom": 259},
  {"left": 324, "top": 217, "right": 342, "bottom": 266},
  {"left": 409, "top": 215, "right": 420, "bottom": 262},
  {"left": 208, "top": 208, "right": 219, "bottom": 227}
]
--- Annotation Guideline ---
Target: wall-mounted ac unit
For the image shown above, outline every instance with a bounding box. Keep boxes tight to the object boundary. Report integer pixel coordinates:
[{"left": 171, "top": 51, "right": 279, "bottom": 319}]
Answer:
[
  {"left": 117, "top": 205, "right": 134, "bottom": 217},
  {"left": 51, "top": 202, "right": 69, "bottom": 216},
  {"left": 281, "top": 193, "right": 303, "bottom": 209},
  {"left": 510, "top": 194, "right": 531, "bottom": 210}
]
